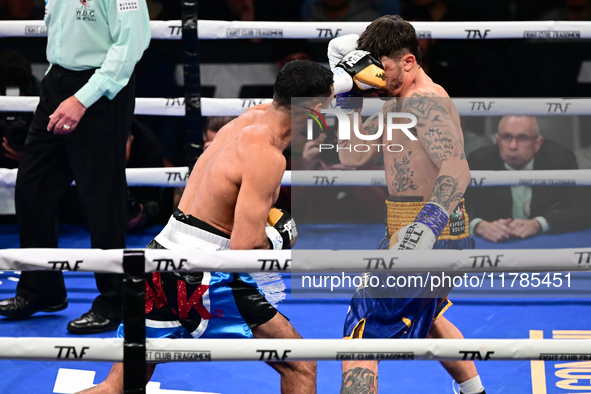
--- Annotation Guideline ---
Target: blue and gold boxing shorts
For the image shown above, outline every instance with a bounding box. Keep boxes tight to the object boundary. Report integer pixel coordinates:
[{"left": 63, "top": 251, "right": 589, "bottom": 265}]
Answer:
[{"left": 343, "top": 197, "right": 474, "bottom": 340}]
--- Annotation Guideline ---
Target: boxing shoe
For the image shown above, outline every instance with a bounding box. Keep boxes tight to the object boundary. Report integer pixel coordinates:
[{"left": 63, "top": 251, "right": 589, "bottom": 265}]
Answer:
[
  {"left": 67, "top": 310, "right": 120, "bottom": 334},
  {"left": 0, "top": 295, "right": 68, "bottom": 319}
]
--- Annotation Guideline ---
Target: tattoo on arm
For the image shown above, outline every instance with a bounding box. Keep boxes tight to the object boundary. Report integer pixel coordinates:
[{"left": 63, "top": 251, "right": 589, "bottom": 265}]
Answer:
[
  {"left": 341, "top": 367, "right": 378, "bottom": 394},
  {"left": 365, "top": 124, "right": 379, "bottom": 135},
  {"left": 430, "top": 175, "right": 464, "bottom": 211},
  {"left": 404, "top": 93, "right": 449, "bottom": 121},
  {"left": 390, "top": 151, "right": 418, "bottom": 192},
  {"left": 421, "top": 127, "right": 467, "bottom": 163}
]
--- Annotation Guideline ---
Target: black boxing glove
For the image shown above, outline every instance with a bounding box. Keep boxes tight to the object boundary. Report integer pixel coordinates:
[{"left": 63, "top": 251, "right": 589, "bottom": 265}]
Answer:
[
  {"left": 332, "top": 50, "right": 386, "bottom": 95},
  {"left": 265, "top": 208, "right": 298, "bottom": 250}
]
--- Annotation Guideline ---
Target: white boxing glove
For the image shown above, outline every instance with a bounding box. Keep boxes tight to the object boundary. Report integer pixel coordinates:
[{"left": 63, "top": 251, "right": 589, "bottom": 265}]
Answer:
[
  {"left": 265, "top": 208, "right": 298, "bottom": 250},
  {"left": 328, "top": 34, "right": 360, "bottom": 68},
  {"left": 391, "top": 202, "right": 450, "bottom": 250}
]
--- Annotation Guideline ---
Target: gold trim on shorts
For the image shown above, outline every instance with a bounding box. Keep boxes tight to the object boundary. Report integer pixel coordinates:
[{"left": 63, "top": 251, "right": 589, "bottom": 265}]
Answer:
[
  {"left": 386, "top": 198, "right": 470, "bottom": 241},
  {"left": 344, "top": 318, "right": 367, "bottom": 339},
  {"left": 434, "top": 298, "right": 453, "bottom": 320}
]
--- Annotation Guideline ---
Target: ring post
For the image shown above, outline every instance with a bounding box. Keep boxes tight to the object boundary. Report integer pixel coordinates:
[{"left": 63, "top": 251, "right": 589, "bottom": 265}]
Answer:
[
  {"left": 182, "top": 0, "right": 203, "bottom": 169},
  {"left": 123, "top": 249, "right": 146, "bottom": 394}
]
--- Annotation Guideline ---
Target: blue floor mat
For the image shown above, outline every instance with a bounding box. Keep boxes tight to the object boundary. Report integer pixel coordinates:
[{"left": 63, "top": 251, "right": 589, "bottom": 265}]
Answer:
[{"left": 0, "top": 223, "right": 589, "bottom": 393}]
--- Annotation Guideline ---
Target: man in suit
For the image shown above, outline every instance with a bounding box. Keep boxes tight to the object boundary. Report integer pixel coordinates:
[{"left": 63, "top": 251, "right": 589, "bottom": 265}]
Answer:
[{"left": 467, "top": 115, "right": 591, "bottom": 242}]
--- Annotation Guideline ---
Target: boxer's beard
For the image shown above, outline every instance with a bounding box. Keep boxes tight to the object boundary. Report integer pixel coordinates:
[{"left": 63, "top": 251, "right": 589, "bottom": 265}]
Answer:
[{"left": 388, "top": 63, "right": 404, "bottom": 95}]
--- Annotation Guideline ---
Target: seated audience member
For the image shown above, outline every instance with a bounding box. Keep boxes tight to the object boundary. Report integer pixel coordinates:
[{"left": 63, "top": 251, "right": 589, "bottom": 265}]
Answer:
[
  {"left": 203, "top": 116, "right": 236, "bottom": 150},
  {"left": 462, "top": 117, "right": 493, "bottom": 158},
  {"left": 466, "top": 115, "right": 591, "bottom": 242}
]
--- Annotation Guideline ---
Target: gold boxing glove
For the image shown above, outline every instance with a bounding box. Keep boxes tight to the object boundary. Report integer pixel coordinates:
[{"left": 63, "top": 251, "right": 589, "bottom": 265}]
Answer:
[{"left": 332, "top": 50, "right": 386, "bottom": 95}]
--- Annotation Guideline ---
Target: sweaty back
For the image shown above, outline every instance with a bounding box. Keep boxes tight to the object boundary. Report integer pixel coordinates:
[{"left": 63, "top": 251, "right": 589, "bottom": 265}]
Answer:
[{"left": 177, "top": 109, "right": 279, "bottom": 235}]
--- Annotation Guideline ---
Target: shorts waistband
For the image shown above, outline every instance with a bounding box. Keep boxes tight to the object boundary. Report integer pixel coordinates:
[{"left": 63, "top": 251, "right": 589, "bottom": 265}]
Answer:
[
  {"left": 385, "top": 198, "right": 470, "bottom": 240},
  {"left": 154, "top": 210, "right": 231, "bottom": 251},
  {"left": 173, "top": 209, "right": 230, "bottom": 239}
]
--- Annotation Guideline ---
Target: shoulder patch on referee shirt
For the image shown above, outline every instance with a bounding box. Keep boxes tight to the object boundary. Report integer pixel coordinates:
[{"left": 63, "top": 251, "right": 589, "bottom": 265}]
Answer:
[{"left": 117, "top": 0, "right": 139, "bottom": 12}]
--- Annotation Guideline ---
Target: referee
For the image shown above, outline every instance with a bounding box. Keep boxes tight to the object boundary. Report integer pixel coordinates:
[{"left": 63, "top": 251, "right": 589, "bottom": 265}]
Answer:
[{"left": 0, "top": 0, "right": 151, "bottom": 334}]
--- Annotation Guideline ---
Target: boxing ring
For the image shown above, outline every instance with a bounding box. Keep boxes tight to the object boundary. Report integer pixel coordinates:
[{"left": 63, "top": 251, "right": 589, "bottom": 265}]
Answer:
[{"left": 1, "top": 17, "right": 591, "bottom": 394}]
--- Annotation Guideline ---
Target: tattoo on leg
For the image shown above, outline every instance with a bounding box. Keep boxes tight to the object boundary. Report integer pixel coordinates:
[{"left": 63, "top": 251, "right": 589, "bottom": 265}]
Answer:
[
  {"left": 431, "top": 175, "right": 463, "bottom": 210},
  {"left": 390, "top": 151, "right": 418, "bottom": 192},
  {"left": 341, "top": 367, "right": 378, "bottom": 394}
]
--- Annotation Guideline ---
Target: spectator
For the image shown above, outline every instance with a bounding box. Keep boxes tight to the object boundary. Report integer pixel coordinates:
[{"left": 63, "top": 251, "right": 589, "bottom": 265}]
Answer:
[
  {"left": 0, "top": 0, "right": 151, "bottom": 334},
  {"left": 461, "top": 117, "right": 493, "bottom": 158},
  {"left": 293, "top": 122, "right": 387, "bottom": 223},
  {"left": 0, "top": 51, "right": 37, "bottom": 169},
  {"left": 0, "top": 51, "right": 37, "bottom": 222},
  {"left": 203, "top": 116, "right": 237, "bottom": 150},
  {"left": 466, "top": 116, "right": 591, "bottom": 242}
]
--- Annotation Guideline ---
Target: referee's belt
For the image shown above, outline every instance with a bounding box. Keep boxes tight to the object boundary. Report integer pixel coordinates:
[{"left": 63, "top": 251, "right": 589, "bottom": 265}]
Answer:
[{"left": 385, "top": 197, "right": 470, "bottom": 241}]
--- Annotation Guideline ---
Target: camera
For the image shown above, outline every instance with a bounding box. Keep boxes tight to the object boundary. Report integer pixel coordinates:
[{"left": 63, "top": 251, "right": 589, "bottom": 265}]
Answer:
[{"left": 0, "top": 113, "right": 31, "bottom": 152}]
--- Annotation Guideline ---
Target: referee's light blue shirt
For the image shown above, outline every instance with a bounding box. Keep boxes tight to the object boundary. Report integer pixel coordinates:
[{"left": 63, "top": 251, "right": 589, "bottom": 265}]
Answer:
[{"left": 45, "top": 0, "right": 151, "bottom": 108}]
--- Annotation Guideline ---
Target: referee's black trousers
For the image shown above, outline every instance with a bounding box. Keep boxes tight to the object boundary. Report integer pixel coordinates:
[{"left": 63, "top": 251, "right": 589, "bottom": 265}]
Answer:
[{"left": 14, "top": 65, "right": 135, "bottom": 320}]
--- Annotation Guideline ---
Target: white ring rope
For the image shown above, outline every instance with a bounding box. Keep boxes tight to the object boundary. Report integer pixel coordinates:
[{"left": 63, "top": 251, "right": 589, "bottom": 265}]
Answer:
[
  {"left": 0, "top": 247, "right": 589, "bottom": 274},
  {"left": 1, "top": 20, "right": 591, "bottom": 40},
  {"left": 1, "top": 97, "right": 590, "bottom": 117},
  {"left": 0, "top": 338, "right": 122, "bottom": 362},
  {"left": 3, "top": 168, "right": 590, "bottom": 188},
  {"left": 0, "top": 337, "right": 589, "bottom": 362},
  {"left": 286, "top": 170, "right": 591, "bottom": 187}
]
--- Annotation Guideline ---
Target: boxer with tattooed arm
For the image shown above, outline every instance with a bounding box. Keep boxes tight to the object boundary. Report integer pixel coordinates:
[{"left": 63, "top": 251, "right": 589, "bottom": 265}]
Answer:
[{"left": 328, "top": 15, "right": 485, "bottom": 394}]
